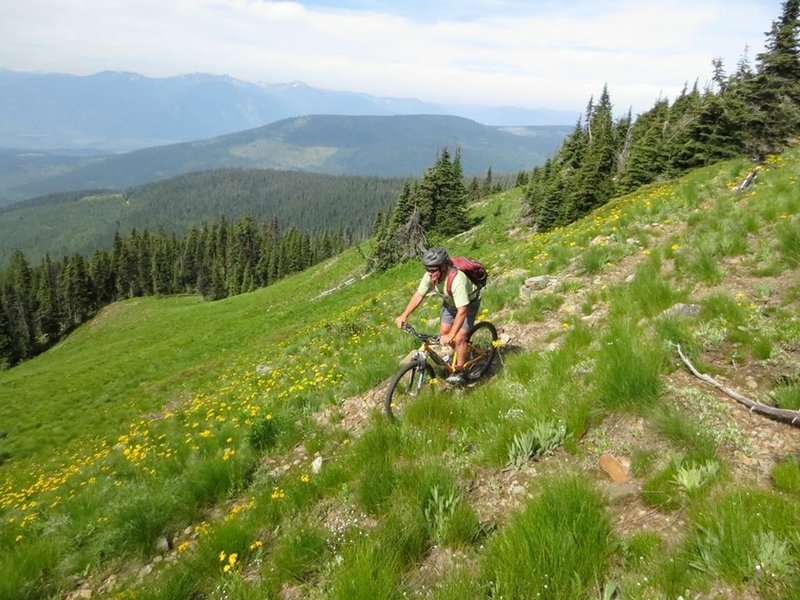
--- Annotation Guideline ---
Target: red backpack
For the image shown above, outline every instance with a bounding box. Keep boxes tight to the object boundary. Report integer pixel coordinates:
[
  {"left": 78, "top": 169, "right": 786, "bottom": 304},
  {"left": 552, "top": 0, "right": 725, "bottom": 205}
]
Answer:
[{"left": 446, "top": 256, "right": 488, "bottom": 295}]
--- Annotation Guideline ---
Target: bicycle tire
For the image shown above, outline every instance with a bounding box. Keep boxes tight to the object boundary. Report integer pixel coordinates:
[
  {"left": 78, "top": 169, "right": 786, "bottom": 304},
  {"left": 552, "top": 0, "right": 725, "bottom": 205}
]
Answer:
[
  {"left": 464, "top": 321, "right": 499, "bottom": 381},
  {"left": 384, "top": 361, "right": 435, "bottom": 420}
]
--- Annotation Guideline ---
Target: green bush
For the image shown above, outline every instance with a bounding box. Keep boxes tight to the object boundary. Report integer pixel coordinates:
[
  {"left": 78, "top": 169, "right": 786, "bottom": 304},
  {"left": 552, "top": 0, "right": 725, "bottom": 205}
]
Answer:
[{"left": 248, "top": 416, "right": 278, "bottom": 450}]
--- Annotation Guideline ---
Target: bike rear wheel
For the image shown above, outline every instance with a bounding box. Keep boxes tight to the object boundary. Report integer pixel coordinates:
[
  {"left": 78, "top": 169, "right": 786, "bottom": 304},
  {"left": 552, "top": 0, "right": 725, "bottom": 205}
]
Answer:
[
  {"left": 464, "top": 321, "right": 499, "bottom": 381},
  {"left": 384, "top": 361, "right": 436, "bottom": 420}
]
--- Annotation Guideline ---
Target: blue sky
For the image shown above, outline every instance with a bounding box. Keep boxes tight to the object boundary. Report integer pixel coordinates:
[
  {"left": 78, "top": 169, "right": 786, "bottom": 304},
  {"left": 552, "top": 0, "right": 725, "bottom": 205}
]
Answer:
[{"left": 0, "top": 0, "right": 782, "bottom": 114}]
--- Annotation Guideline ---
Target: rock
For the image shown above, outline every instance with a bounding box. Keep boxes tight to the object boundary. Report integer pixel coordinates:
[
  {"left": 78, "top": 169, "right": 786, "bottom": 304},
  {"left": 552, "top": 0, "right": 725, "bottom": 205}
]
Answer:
[
  {"left": 624, "top": 274, "right": 636, "bottom": 283},
  {"left": 510, "top": 483, "right": 526, "bottom": 496},
  {"left": 256, "top": 364, "right": 272, "bottom": 375},
  {"left": 662, "top": 303, "right": 702, "bottom": 318},
  {"left": 155, "top": 536, "right": 170, "bottom": 553},
  {"left": 599, "top": 453, "right": 630, "bottom": 483},
  {"left": 312, "top": 456, "right": 323, "bottom": 474},
  {"left": 524, "top": 275, "right": 551, "bottom": 290}
]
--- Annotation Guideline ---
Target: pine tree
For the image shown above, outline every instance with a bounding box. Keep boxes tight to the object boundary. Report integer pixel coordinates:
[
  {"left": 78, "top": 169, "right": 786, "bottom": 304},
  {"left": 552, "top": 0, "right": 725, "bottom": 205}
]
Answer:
[
  {"left": 89, "top": 250, "right": 116, "bottom": 306},
  {"left": 35, "top": 255, "right": 62, "bottom": 344},
  {"left": 0, "top": 292, "right": 15, "bottom": 368},
  {"left": 5, "top": 251, "right": 35, "bottom": 360},
  {"left": 564, "top": 86, "right": 617, "bottom": 221},
  {"left": 61, "top": 254, "right": 94, "bottom": 326},
  {"left": 748, "top": 0, "right": 800, "bottom": 154}
]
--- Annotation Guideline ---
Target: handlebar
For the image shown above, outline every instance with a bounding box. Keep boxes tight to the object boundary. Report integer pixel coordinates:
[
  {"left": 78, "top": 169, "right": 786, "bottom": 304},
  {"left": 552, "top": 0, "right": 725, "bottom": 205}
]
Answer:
[{"left": 401, "top": 324, "right": 439, "bottom": 343}]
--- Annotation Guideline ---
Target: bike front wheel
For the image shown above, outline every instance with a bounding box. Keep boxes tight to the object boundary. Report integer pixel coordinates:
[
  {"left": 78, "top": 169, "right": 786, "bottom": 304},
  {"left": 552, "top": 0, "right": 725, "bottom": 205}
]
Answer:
[
  {"left": 464, "top": 321, "right": 499, "bottom": 381},
  {"left": 384, "top": 361, "right": 436, "bottom": 420}
]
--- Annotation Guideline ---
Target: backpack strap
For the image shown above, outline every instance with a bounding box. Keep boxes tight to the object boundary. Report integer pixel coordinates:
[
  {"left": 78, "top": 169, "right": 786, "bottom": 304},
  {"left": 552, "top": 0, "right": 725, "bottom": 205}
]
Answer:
[{"left": 446, "top": 266, "right": 459, "bottom": 297}]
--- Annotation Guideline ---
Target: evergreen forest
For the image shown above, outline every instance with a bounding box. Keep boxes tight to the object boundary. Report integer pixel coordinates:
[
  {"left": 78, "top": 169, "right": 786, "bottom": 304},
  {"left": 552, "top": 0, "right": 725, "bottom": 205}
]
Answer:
[{"left": 0, "top": 218, "right": 346, "bottom": 367}]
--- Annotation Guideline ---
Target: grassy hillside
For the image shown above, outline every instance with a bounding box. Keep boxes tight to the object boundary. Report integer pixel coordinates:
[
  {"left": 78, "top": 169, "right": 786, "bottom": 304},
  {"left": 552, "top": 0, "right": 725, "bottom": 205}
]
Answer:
[
  {"left": 1, "top": 148, "right": 799, "bottom": 599},
  {"left": 0, "top": 116, "right": 571, "bottom": 204}
]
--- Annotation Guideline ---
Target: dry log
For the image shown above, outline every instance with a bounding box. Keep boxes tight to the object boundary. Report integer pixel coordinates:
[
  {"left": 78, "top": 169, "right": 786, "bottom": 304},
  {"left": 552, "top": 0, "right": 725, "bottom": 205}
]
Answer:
[{"left": 676, "top": 344, "right": 800, "bottom": 428}]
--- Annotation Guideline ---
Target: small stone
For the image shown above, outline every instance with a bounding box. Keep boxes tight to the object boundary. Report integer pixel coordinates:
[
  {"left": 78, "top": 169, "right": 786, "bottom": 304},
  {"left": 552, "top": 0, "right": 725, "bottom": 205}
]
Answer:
[
  {"left": 138, "top": 564, "right": 153, "bottom": 579},
  {"left": 155, "top": 536, "right": 170, "bottom": 553},
  {"left": 524, "top": 275, "right": 551, "bottom": 290},
  {"left": 312, "top": 456, "right": 323, "bottom": 474},
  {"left": 256, "top": 364, "right": 272, "bottom": 375},
  {"left": 662, "top": 303, "right": 702, "bottom": 318}
]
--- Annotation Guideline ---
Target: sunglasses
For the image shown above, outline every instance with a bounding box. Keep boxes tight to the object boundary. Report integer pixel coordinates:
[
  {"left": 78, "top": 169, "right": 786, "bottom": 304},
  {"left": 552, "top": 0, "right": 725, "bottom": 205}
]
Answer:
[{"left": 426, "top": 267, "right": 442, "bottom": 273}]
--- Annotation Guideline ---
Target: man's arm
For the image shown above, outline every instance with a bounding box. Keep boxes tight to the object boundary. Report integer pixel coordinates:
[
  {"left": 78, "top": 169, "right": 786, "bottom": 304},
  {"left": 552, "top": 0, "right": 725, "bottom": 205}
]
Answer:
[{"left": 395, "top": 292, "right": 425, "bottom": 328}]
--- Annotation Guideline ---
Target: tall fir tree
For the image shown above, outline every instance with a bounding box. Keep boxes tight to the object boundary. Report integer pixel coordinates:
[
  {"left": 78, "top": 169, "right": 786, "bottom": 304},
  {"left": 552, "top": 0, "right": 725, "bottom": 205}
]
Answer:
[{"left": 748, "top": 0, "right": 800, "bottom": 154}]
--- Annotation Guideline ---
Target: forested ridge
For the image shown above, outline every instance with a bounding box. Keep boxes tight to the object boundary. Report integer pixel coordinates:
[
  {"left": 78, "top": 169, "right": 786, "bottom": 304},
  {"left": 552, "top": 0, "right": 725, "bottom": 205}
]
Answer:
[{"left": 0, "top": 168, "right": 408, "bottom": 265}]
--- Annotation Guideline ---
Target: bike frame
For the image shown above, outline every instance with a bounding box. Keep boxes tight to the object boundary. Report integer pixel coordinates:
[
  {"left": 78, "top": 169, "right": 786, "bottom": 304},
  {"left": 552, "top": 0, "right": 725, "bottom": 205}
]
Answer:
[{"left": 403, "top": 325, "right": 491, "bottom": 380}]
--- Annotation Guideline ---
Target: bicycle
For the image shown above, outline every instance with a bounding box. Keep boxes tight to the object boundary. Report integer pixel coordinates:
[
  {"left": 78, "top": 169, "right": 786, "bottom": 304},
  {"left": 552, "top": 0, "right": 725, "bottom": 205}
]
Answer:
[{"left": 384, "top": 321, "right": 500, "bottom": 420}]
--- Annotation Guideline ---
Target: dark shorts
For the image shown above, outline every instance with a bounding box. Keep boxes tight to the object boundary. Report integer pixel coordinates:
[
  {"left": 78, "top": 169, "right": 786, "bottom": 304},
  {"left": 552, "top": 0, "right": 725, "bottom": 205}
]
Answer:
[{"left": 440, "top": 297, "right": 481, "bottom": 332}]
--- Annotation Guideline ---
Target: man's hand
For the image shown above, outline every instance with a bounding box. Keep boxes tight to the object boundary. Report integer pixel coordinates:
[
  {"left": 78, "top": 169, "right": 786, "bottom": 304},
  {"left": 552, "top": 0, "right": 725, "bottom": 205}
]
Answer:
[
  {"left": 395, "top": 316, "right": 407, "bottom": 329},
  {"left": 440, "top": 333, "right": 454, "bottom": 346}
]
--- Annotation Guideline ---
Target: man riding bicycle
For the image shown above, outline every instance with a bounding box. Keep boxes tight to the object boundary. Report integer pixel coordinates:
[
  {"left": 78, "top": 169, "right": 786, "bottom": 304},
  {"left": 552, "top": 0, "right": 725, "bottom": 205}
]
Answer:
[{"left": 395, "top": 247, "right": 481, "bottom": 384}]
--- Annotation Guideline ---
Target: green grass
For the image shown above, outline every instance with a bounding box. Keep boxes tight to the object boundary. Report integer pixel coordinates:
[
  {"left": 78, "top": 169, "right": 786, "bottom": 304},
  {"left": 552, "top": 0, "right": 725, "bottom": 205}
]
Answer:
[
  {"left": 480, "top": 476, "right": 615, "bottom": 600},
  {"left": 771, "top": 458, "right": 800, "bottom": 495},
  {"left": 675, "top": 489, "right": 800, "bottom": 599}
]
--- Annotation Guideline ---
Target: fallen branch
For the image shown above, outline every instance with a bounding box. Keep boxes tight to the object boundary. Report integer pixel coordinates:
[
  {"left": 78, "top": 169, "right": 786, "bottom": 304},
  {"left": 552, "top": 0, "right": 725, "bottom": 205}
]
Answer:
[{"left": 676, "top": 344, "right": 800, "bottom": 428}]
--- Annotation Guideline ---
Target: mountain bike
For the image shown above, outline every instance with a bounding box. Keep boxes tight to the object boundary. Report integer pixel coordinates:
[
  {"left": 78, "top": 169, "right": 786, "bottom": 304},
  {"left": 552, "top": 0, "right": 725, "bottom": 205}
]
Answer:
[{"left": 384, "top": 321, "right": 499, "bottom": 420}]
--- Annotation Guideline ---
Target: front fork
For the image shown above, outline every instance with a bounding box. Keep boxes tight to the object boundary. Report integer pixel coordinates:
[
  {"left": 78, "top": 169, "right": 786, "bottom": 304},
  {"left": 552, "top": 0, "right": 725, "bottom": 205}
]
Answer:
[{"left": 411, "top": 352, "right": 428, "bottom": 394}]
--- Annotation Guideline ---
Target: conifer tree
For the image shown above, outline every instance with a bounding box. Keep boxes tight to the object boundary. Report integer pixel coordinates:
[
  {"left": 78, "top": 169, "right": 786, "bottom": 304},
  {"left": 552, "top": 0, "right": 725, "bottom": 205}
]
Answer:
[
  {"left": 35, "top": 255, "right": 61, "bottom": 344},
  {"left": 564, "top": 86, "right": 616, "bottom": 221},
  {"left": 61, "top": 254, "right": 93, "bottom": 326},
  {"left": 748, "top": 0, "right": 800, "bottom": 154},
  {"left": 0, "top": 293, "right": 14, "bottom": 368},
  {"left": 5, "top": 252, "right": 35, "bottom": 360}
]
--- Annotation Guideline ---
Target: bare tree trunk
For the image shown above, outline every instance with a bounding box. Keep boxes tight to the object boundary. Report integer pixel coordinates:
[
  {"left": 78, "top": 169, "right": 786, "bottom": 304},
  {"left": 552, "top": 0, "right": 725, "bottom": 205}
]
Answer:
[{"left": 677, "top": 345, "right": 800, "bottom": 428}]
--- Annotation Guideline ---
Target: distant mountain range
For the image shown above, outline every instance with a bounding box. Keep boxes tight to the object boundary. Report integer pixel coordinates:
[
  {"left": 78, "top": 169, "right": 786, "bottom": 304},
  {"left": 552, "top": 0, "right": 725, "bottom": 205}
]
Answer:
[
  {"left": 0, "top": 115, "right": 572, "bottom": 206},
  {"left": 0, "top": 69, "right": 579, "bottom": 152}
]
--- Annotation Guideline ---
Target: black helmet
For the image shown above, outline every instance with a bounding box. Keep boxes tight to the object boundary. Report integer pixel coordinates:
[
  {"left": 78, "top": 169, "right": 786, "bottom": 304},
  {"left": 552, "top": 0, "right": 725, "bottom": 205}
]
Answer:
[{"left": 422, "top": 247, "right": 449, "bottom": 268}]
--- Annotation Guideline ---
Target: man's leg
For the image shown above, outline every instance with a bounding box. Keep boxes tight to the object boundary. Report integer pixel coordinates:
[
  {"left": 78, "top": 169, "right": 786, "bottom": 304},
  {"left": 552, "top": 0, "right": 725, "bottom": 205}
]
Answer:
[{"left": 454, "top": 328, "right": 468, "bottom": 370}]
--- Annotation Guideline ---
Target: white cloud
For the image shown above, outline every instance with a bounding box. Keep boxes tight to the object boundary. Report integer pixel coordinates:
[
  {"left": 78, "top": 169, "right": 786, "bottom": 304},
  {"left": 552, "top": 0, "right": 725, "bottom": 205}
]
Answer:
[{"left": 0, "top": 0, "right": 780, "bottom": 114}]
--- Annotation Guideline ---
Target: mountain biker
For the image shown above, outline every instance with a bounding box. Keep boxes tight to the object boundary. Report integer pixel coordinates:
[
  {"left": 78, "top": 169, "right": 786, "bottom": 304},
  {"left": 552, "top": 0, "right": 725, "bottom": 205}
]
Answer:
[{"left": 395, "top": 247, "right": 481, "bottom": 383}]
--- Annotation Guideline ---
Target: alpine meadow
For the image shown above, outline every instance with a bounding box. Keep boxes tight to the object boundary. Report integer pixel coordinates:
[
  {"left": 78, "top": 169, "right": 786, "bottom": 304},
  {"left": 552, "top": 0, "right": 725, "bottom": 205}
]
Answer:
[{"left": 1, "top": 2, "right": 800, "bottom": 599}]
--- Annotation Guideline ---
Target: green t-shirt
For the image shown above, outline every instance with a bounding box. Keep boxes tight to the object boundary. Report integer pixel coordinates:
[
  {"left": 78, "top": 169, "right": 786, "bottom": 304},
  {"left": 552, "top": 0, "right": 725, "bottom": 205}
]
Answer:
[{"left": 416, "top": 269, "right": 478, "bottom": 308}]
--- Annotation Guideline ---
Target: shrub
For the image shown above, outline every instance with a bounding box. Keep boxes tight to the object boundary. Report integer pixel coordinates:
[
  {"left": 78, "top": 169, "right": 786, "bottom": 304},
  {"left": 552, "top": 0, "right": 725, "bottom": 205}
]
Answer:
[
  {"left": 506, "top": 420, "right": 567, "bottom": 469},
  {"left": 248, "top": 416, "right": 278, "bottom": 451}
]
